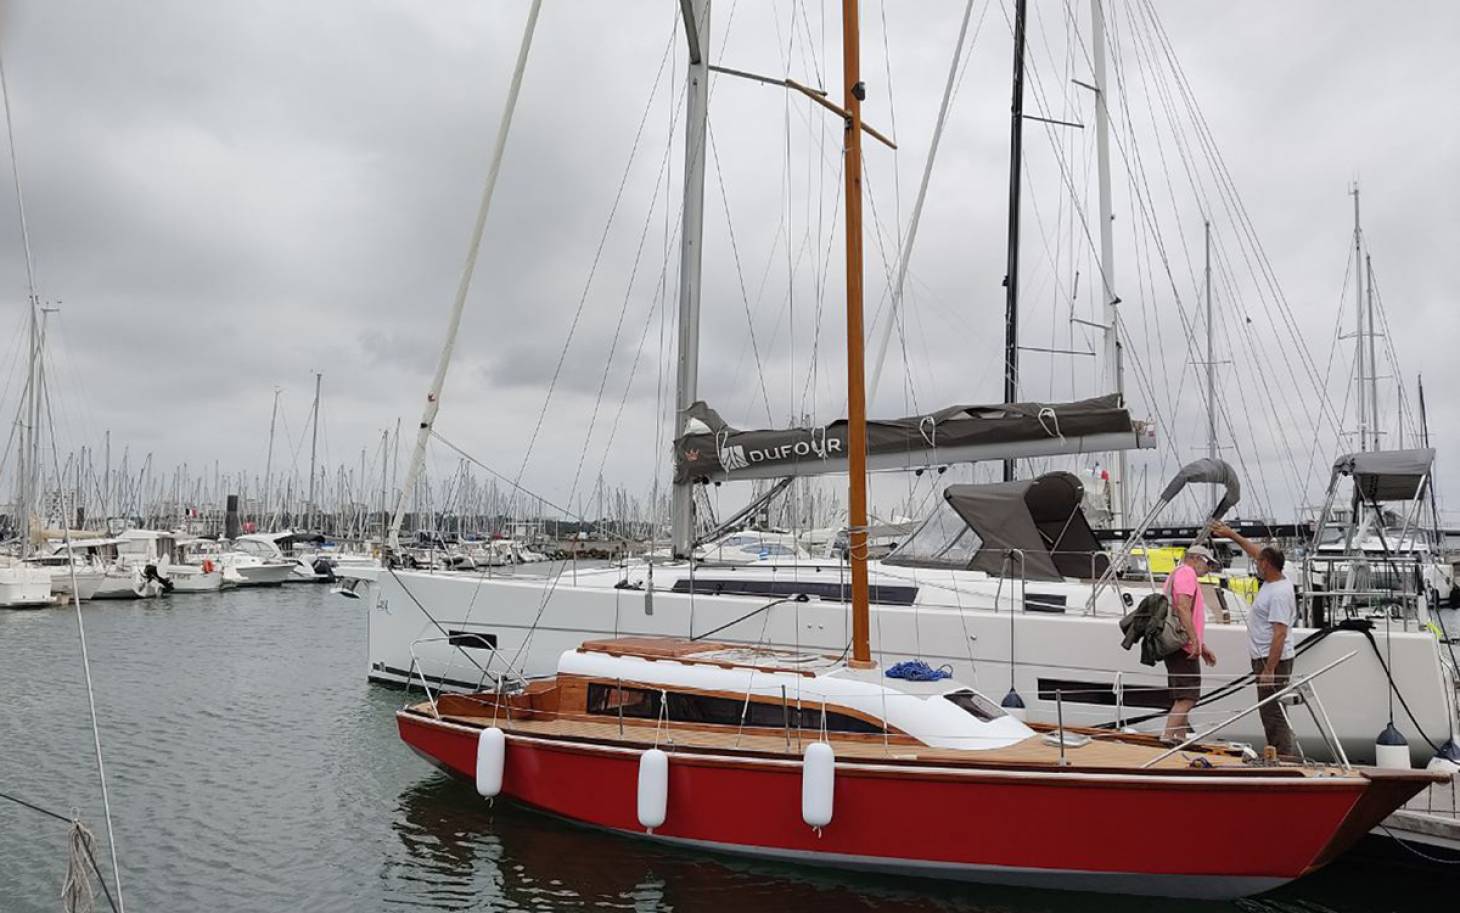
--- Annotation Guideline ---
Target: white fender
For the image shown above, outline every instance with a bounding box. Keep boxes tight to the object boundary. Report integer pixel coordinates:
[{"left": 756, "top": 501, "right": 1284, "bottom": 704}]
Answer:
[
  {"left": 475, "top": 727, "right": 505, "bottom": 797},
  {"left": 637, "top": 748, "right": 668, "bottom": 830},
  {"left": 1375, "top": 742, "right": 1412, "bottom": 770},
  {"left": 1375, "top": 723, "right": 1411, "bottom": 770},
  {"left": 801, "top": 741, "right": 835, "bottom": 829}
]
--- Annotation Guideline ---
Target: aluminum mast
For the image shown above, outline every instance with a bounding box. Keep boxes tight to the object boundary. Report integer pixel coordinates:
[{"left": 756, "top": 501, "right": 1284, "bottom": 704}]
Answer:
[
  {"left": 670, "top": 0, "right": 710, "bottom": 559},
  {"left": 1001, "top": 0, "right": 1029, "bottom": 483},
  {"left": 1089, "top": 0, "right": 1125, "bottom": 522}
]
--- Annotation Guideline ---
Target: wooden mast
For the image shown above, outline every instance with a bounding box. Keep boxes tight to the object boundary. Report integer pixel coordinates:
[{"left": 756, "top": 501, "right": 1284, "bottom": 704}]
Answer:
[{"left": 842, "top": 0, "right": 871, "bottom": 666}]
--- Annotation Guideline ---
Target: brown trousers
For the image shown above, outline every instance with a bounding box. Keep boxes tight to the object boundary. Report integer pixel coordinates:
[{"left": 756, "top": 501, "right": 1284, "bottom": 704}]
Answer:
[{"left": 1251, "top": 657, "right": 1300, "bottom": 758}]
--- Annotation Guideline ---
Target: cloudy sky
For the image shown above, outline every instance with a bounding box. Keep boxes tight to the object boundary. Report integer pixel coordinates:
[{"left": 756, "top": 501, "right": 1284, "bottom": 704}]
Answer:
[{"left": 0, "top": 0, "right": 1455, "bottom": 526}]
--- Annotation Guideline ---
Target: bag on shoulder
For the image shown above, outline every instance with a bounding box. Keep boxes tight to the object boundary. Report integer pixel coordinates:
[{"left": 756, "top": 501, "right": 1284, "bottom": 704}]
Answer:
[{"left": 1136, "top": 592, "right": 1188, "bottom": 659}]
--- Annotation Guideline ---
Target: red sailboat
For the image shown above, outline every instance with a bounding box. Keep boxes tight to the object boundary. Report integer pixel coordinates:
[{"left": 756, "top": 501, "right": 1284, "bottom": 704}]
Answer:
[
  {"left": 395, "top": 0, "right": 1441, "bottom": 899},
  {"left": 399, "top": 637, "right": 1437, "bottom": 898}
]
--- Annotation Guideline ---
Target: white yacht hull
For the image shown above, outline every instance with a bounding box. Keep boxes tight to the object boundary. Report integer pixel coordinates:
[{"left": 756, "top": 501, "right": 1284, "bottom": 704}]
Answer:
[
  {"left": 223, "top": 562, "right": 294, "bottom": 587},
  {"left": 89, "top": 567, "right": 162, "bottom": 600},
  {"left": 46, "top": 568, "right": 104, "bottom": 601},
  {"left": 167, "top": 566, "right": 223, "bottom": 593},
  {"left": 350, "top": 562, "right": 1459, "bottom": 765},
  {"left": 0, "top": 566, "right": 53, "bottom": 608}
]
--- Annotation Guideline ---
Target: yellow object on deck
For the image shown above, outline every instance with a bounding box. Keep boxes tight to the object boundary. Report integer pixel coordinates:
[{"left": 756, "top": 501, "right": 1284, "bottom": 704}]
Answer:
[{"left": 1131, "top": 546, "right": 1258, "bottom": 601}]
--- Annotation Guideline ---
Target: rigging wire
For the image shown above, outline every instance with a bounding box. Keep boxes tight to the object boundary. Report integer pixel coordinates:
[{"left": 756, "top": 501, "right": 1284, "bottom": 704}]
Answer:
[{"left": 42, "top": 369, "right": 126, "bottom": 913}]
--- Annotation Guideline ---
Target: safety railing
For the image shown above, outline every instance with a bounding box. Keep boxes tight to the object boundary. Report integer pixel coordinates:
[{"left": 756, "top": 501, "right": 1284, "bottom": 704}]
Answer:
[
  {"left": 1142, "top": 651, "right": 1356, "bottom": 769},
  {"left": 406, "top": 633, "right": 524, "bottom": 718}
]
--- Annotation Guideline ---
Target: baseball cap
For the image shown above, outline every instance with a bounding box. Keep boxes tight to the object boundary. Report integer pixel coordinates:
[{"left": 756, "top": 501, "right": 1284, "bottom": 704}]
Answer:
[{"left": 1185, "top": 545, "right": 1217, "bottom": 567}]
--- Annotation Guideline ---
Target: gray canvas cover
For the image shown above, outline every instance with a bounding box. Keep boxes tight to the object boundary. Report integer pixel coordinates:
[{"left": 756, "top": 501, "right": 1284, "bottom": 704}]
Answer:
[
  {"left": 1333, "top": 448, "right": 1434, "bottom": 501},
  {"left": 942, "top": 472, "right": 1109, "bottom": 582},
  {"left": 674, "top": 394, "right": 1140, "bottom": 484},
  {"left": 1156, "top": 457, "right": 1242, "bottom": 518}
]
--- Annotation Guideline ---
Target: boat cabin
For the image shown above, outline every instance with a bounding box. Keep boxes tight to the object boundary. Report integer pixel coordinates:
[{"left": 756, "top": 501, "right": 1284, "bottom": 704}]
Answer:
[
  {"left": 415, "top": 636, "right": 1267, "bottom": 771},
  {"left": 117, "top": 529, "right": 181, "bottom": 564}
]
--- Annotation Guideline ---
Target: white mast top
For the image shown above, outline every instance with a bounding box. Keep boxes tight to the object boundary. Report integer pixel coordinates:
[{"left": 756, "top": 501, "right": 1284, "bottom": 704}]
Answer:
[
  {"left": 389, "top": 0, "right": 544, "bottom": 550},
  {"left": 1090, "top": 0, "right": 1125, "bottom": 525}
]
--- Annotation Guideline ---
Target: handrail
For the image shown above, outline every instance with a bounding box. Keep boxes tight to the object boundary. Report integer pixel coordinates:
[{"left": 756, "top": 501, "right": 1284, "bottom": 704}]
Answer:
[
  {"left": 407, "top": 634, "right": 524, "bottom": 718},
  {"left": 1141, "top": 651, "right": 1356, "bottom": 768}
]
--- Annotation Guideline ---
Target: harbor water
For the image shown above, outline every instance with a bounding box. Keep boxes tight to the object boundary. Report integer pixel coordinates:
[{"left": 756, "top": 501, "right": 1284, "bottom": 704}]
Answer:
[{"left": 0, "top": 585, "right": 1452, "bottom": 912}]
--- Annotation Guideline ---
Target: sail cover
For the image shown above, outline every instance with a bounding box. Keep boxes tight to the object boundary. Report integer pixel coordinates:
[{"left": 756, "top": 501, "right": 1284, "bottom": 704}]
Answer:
[{"left": 674, "top": 394, "right": 1152, "bottom": 483}]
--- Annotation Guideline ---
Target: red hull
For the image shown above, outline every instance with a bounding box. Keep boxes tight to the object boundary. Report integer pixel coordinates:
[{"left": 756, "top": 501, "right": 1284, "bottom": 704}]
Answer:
[{"left": 397, "top": 712, "right": 1391, "bottom": 898}]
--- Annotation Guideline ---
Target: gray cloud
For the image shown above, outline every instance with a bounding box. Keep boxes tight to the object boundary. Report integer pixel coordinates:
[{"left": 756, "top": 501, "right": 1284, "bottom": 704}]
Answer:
[{"left": 0, "top": 0, "right": 1454, "bottom": 525}]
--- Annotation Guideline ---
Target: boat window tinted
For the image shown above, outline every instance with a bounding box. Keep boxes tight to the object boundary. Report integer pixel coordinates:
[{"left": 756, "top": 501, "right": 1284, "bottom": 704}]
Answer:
[
  {"left": 884, "top": 497, "right": 982, "bottom": 569},
  {"left": 670, "top": 578, "right": 918, "bottom": 606},
  {"left": 943, "top": 689, "right": 1007, "bottom": 722},
  {"left": 585, "top": 683, "right": 882, "bottom": 733}
]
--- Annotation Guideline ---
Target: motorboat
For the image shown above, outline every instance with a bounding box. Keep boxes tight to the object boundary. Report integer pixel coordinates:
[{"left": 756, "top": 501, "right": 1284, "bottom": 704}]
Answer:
[
  {"left": 117, "top": 529, "right": 228, "bottom": 594},
  {"left": 217, "top": 534, "right": 299, "bottom": 587},
  {"left": 52, "top": 538, "right": 165, "bottom": 599},
  {"left": 397, "top": 635, "right": 1442, "bottom": 899},
  {"left": 242, "top": 531, "right": 342, "bottom": 583}
]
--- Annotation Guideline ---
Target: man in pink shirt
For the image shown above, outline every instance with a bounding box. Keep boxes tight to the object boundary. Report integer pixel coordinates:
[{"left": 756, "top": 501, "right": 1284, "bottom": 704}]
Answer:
[{"left": 1161, "top": 545, "right": 1219, "bottom": 743}]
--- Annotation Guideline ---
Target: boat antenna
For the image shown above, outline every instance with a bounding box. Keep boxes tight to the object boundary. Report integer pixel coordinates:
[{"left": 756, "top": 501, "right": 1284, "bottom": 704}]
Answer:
[
  {"left": 388, "top": 0, "right": 544, "bottom": 552},
  {"left": 1000, "top": 0, "right": 1028, "bottom": 483},
  {"left": 842, "top": 0, "right": 872, "bottom": 666}
]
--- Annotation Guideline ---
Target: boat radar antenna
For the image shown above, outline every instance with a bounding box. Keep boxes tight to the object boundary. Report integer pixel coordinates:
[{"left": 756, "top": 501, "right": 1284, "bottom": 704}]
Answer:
[{"left": 387, "top": 0, "right": 543, "bottom": 553}]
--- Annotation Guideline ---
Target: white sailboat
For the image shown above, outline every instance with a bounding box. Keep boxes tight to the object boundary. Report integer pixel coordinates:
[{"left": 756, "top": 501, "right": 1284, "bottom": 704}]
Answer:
[{"left": 347, "top": 1, "right": 1458, "bottom": 767}]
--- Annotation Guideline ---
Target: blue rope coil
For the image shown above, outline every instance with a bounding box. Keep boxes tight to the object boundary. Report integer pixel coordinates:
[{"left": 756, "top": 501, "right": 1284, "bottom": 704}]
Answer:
[{"left": 885, "top": 660, "right": 953, "bottom": 682}]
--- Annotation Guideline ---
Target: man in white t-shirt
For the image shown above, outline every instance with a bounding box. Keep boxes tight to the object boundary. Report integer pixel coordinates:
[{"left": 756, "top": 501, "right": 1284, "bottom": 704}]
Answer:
[{"left": 1210, "top": 521, "right": 1300, "bottom": 758}]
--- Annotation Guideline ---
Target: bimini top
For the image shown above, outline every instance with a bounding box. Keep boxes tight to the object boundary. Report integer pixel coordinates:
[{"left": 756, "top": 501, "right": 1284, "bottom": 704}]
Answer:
[
  {"left": 886, "top": 472, "right": 1107, "bottom": 582},
  {"left": 674, "top": 394, "right": 1151, "bottom": 483},
  {"left": 1333, "top": 447, "right": 1435, "bottom": 502}
]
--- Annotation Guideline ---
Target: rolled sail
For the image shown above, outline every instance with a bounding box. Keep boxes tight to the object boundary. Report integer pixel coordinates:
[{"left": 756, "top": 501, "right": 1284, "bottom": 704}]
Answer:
[{"left": 674, "top": 394, "right": 1154, "bottom": 483}]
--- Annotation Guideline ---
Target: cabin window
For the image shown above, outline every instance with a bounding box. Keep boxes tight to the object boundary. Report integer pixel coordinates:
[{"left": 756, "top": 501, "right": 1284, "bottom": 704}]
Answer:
[
  {"left": 943, "top": 689, "right": 1008, "bottom": 722},
  {"left": 669, "top": 578, "right": 918, "bottom": 606},
  {"left": 235, "top": 540, "right": 275, "bottom": 559},
  {"left": 1036, "top": 677, "right": 1171, "bottom": 709},
  {"left": 447, "top": 630, "right": 498, "bottom": 651},
  {"left": 883, "top": 498, "right": 982, "bottom": 569},
  {"left": 585, "top": 683, "right": 883, "bottom": 733}
]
